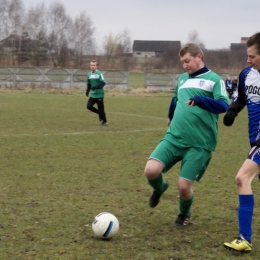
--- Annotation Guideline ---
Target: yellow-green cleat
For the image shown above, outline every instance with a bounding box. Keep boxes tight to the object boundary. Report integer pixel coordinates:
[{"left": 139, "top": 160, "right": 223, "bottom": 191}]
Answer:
[{"left": 224, "top": 235, "right": 252, "bottom": 252}]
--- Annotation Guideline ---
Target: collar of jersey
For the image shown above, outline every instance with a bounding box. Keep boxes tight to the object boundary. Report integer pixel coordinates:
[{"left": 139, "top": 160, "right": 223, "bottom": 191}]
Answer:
[{"left": 189, "top": 66, "right": 209, "bottom": 78}]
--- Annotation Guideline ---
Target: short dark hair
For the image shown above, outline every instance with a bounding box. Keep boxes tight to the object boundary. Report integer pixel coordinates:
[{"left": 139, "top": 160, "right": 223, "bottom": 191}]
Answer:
[{"left": 247, "top": 32, "right": 260, "bottom": 55}]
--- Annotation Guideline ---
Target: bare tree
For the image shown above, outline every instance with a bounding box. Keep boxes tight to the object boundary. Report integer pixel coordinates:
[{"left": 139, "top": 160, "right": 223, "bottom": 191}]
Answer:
[
  {"left": 116, "top": 28, "right": 131, "bottom": 54},
  {"left": 3, "top": 0, "right": 24, "bottom": 36},
  {"left": 161, "top": 44, "right": 181, "bottom": 71},
  {"left": 204, "top": 49, "right": 230, "bottom": 70},
  {"left": 187, "top": 29, "right": 206, "bottom": 50},
  {"left": 23, "top": 3, "right": 48, "bottom": 65},
  {"left": 70, "top": 11, "right": 95, "bottom": 67},
  {"left": 102, "top": 30, "right": 132, "bottom": 68},
  {"left": 102, "top": 32, "right": 121, "bottom": 57},
  {"left": 47, "top": 2, "right": 72, "bottom": 67},
  {"left": 24, "top": 3, "right": 47, "bottom": 40},
  {"left": 0, "top": 0, "right": 10, "bottom": 38}
]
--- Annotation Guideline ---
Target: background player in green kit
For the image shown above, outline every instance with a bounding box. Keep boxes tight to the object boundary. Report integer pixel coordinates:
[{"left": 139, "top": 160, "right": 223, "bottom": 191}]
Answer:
[
  {"left": 86, "top": 60, "right": 107, "bottom": 126},
  {"left": 144, "top": 43, "right": 229, "bottom": 226}
]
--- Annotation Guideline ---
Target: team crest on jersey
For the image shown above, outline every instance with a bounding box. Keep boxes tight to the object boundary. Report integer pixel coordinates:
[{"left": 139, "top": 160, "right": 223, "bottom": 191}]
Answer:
[{"left": 199, "top": 80, "right": 205, "bottom": 87}]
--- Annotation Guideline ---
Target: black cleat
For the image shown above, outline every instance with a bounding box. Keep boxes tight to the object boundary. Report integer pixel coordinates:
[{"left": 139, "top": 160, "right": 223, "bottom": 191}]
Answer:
[
  {"left": 101, "top": 122, "right": 108, "bottom": 126},
  {"left": 173, "top": 213, "right": 191, "bottom": 227},
  {"left": 149, "top": 181, "right": 169, "bottom": 208}
]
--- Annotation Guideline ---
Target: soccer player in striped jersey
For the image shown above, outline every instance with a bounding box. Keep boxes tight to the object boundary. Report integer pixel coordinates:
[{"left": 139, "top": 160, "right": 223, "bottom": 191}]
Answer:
[
  {"left": 223, "top": 32, "right": 260, "bottom": 252},
  {"left": 144, "top": 43, "right": 229, "bottom": 227}
]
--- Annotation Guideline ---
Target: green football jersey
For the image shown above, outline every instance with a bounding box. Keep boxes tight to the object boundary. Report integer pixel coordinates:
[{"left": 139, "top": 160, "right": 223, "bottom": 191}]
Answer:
[
  {"left": 87, "top": 70, "right": 106, "bottom": 98},
  {"left": 165, "top": 70, "right": 229, "bottom": 151}
]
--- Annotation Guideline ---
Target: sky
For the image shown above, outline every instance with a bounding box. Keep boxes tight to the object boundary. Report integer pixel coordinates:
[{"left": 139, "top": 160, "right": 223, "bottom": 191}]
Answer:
[{"left": 23, "top": 0, "right": 260, "bottom": 50}]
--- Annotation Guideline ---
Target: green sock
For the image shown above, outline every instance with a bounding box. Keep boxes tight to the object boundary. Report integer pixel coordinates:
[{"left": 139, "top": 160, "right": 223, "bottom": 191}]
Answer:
[
  {"left": 148, "top": 174, "right": 164, "bottom": 194},
  {"left": 179, "top": 196, "right": 194, "bottom": 215}
]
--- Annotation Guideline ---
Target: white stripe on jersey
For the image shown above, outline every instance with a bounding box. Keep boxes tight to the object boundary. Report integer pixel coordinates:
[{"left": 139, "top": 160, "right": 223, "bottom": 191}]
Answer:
[
  {"left": 179, "top": 78, "right": 216, "bottom": 92},
  {"left": 220, "top": 79, "right": 227, "bottom": 96},
  {"left": 89, "top": 74, "right": 99, "bottom": 79}
]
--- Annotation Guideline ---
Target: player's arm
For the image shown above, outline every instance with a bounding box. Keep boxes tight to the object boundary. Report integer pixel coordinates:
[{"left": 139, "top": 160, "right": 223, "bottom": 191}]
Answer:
[
  {"left": 187, "top": 96, "right": 228, "bottom": 114},
  {"left": 92, "top": 73, "right": 106, "bottom": 90},
  {"left": 168, "top": 85, "right": 178, "bottom": 123},
  {"left": 86, "top": 77, "right": 91, "bottom": 96},
  {"left": 223, "top": 73, "right": 246, "bottom": 126},
  {"left": 187, "top": 77, "right": 229, "bottom": 113},
  {"left": 168, "top": 96, "right": 177, "bottom": 121},
  {"left": 92, "top": 82, "right": 106, "bottom": 90}
]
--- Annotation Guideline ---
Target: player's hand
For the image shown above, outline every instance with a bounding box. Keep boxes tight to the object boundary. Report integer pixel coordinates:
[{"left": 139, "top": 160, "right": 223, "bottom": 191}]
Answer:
[
  {"left": 187, "top": 96, "right": 200, "bottom": 106},
  {"left": 92, "top": 86, "right": 96, "bottom": 90},
  {"left": 186, "top": 99, "right": 195, "bottom": 106},
  {"left": 223, "top": 109, "right": 236, "bottom": 126},
  {"left": 86, "top": 90, "right": 89, "bottom": 97},
  {"left": 167, "top": 118, "right": 171, "bottom": 126}
]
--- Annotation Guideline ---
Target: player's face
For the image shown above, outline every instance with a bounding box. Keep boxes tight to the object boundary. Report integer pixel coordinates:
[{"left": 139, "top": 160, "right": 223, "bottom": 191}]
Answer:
[
  {"left": 90, "top": 62, "right": 97, "bottom": 72},
  {"left": 180, "top": 52, "right": 203, "bottom": 74},
  {"left": 247, "top": 45, "right": 260, "bottom": 70}
]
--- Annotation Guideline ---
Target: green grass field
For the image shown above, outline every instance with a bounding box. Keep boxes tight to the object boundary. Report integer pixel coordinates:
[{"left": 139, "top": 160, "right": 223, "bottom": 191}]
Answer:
[{"left": 0, "top": 88, "right": 259, "bottom": 259}]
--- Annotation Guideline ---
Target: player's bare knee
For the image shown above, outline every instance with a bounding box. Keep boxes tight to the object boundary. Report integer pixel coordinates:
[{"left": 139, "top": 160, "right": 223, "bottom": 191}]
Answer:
[
  {"left": 144, "top": 165, "right": 154, "bottom": 179},
  {"left": 144, "top": 163, "right": 160, "bottom": 180},
  {"left": 178, "top": 187, "right": 189, "bottom": 197},
  {"left": 235, "top": 174, "right": 244, "bottom": 187}
]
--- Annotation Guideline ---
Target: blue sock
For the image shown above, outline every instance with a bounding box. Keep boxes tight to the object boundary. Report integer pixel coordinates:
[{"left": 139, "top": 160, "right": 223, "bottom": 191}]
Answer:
[{"left": 238, "top": 194, "right": 254, "bottom": 243}]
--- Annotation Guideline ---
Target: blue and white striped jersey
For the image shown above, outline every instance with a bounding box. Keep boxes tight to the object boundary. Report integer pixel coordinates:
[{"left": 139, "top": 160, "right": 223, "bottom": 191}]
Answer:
[{"left": 231, "top": 66, "right": 260, "bottom": 145}]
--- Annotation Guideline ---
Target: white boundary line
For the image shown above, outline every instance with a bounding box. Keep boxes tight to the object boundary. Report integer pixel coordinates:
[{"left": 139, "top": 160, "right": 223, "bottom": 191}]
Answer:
[
  {"left": 108, "top": 112, "right": 166, "bottom": 121},
  {"left": 0, "top": 112, "right": 167, "bottom": 137},
  {"left": 0, "top": 128, "right": 167, "bottom": 137}
]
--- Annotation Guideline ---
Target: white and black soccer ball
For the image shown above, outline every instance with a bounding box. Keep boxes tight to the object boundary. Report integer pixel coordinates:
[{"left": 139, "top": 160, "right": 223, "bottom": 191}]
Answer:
[{"left": 92, "top": 212, "right": 119, "bottom": 239}]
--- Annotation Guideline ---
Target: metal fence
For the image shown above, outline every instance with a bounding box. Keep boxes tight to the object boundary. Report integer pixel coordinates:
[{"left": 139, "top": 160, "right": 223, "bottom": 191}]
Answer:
[
  {"left": 145, "top": 73, "right": 180, "bottom": 90},
  {"left": 144, "top": 72, "right": 236, "bottom": 90},
  {"left": 0, "top": 68, "right": 235, "bottom": 90},
  {"left": 0, "top": 67, "right": 129, "bottom": 89}
]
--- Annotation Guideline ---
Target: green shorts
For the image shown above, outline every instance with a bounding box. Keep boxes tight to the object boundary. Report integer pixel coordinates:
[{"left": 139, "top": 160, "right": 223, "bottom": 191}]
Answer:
[{"left": 149, "top": 139, "right": 212, "bottom": 182}]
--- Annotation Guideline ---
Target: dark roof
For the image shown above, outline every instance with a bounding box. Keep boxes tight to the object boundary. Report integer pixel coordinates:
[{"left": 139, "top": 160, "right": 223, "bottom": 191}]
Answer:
[
  {"left": 133, "top": 40, "right": 181, "bottom": 52},
  {"left": 0, "top": 34, "right": 24, "bottom": 43},
  {"left": 230, "top": 43, "right": 246, "bottom": 51}
]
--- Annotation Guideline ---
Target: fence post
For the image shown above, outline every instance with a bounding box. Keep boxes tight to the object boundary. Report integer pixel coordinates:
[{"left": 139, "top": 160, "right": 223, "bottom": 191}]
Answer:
[
  {"left": 41, "top": 68, "right": 44, "bottom": 87},
  {"left": 13, "top": 67, "right": 16, "bottom": 87},
  {"left": 70, "top": 68, "right": 73, "bottom": 88},
  {"left": 144, "top": 72, "right": 147, "bottom": 88}
]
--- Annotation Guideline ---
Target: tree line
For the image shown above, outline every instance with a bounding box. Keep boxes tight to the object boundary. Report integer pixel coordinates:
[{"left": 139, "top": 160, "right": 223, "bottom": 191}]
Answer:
[
  {"left": 0, "top": 1, "right": 247, "bottom": 74},
  {"left": 0, "top": 0, "right": 131, "bottom": 67}
]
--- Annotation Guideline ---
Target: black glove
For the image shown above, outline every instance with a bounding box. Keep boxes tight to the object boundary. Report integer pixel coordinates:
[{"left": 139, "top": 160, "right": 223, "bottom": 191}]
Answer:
[
  {"left": 223, "top": 109, "right": 237, "bottom": 126},
  {"left": 86, "top": 90, "right": 89, "bottom": 97},
  {"left": 91, "top": 86, "right": 96, "bottom": 90}
]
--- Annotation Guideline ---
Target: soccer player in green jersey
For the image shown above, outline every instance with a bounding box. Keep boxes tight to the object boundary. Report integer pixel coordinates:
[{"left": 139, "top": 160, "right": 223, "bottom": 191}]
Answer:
[
  {"left": 86, "top": 60, "right": 107, "bottom": 126},
  {"left": 144, "top": 43, "right": 229, "bottom": 226}
]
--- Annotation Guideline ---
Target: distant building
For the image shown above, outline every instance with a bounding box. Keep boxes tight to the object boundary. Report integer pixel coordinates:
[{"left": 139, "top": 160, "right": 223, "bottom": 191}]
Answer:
[
  {"left": 0, "top": 34, "right": 25, "bottom": 52},
  {"left": 230, "top": 43, "right": 246, "bottom": 51},
  {"left": 132, "top": 40, "right": 181, "bottom": 58},
  {"left": 0, "top": 33, "right": 38, "bottom": 53},
  {"left": 230, "top": 37, "right": 249, "bottom": 52},
  {"left": 241, "top": 37, "right": 249, "bottom": 43}
]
